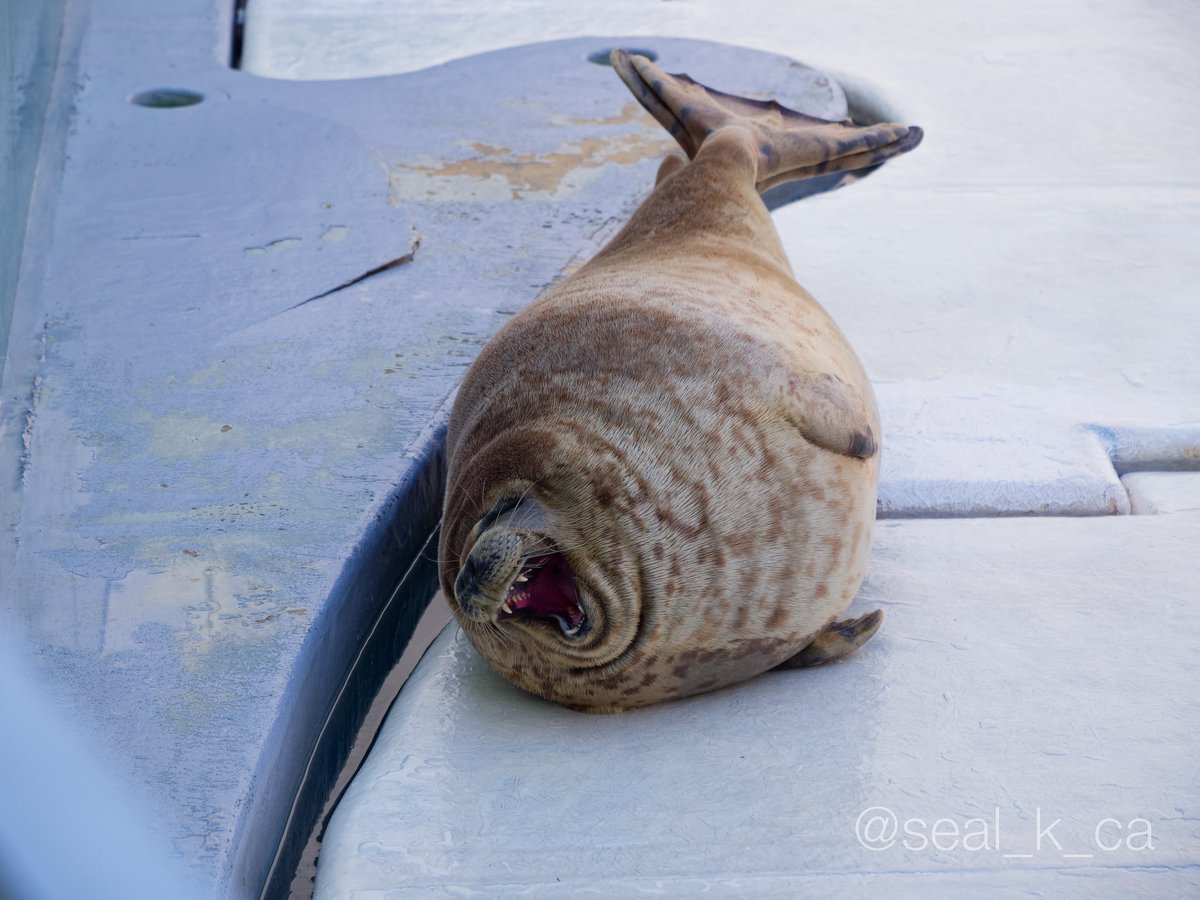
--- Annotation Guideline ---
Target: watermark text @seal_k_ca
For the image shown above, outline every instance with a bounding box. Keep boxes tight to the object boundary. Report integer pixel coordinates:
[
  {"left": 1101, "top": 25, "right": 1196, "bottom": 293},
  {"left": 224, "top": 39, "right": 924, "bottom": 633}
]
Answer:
[{"left": 854, "top": 806, "right": 1154, "bottom": 859}]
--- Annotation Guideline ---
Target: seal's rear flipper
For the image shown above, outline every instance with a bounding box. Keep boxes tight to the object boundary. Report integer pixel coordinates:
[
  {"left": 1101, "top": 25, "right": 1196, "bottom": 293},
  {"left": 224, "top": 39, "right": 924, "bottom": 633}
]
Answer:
[
  {"left": 775, "top": 609, "right": 883, "bottom": 669},
  {"left": 610, "top": 49, "right": 922, "bottom": 191}
]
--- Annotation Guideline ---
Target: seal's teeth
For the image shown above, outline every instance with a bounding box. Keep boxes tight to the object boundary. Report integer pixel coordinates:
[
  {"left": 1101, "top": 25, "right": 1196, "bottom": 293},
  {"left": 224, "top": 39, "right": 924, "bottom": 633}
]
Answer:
[
  {"left": 500, "top": 602, "right": 513, "bottom": 615},
  {"left": 514, "top": 574, "right": 529, "bottom": 583}
]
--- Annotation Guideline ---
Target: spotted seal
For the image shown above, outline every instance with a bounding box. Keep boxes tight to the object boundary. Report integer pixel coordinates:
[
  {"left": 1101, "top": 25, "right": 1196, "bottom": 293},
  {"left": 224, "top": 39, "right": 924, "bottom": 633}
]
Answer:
[{"left": 439, "top": 51, "right": 922, "bottom": 712}]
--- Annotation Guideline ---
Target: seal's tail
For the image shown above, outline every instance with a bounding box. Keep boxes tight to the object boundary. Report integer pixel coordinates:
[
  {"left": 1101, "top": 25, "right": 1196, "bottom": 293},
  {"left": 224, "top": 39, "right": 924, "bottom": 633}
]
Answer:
[{"left": 610, "top": 49, "right": 922, "bottom": 192}]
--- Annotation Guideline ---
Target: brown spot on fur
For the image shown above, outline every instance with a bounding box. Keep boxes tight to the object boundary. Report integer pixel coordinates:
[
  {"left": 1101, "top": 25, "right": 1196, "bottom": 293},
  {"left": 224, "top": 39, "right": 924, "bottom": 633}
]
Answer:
[
  {"left": 726, "top": 531, "right": 755, "bottom": 557},
  {"left": 850, "top": 527, "right": 863, "bottom": 558},
  {"left": 655, "top": 505, "right": 705, "bottom": 539},
  {"left": 765, "top": 605, "right": 789, "bottom": 630},
  {"left": 766, "top": 494, "right": 786, "bottom": 541}
]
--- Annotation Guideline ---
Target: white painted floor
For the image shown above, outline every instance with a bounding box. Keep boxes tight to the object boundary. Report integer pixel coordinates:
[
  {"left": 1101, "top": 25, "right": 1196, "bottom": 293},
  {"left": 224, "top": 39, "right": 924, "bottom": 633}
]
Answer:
[
  {"left": 243, "top": 2, "right": 1200, "bottom": 896},
  {"left": 318, "top": 514, "right": 1199, "bottom": 897}
]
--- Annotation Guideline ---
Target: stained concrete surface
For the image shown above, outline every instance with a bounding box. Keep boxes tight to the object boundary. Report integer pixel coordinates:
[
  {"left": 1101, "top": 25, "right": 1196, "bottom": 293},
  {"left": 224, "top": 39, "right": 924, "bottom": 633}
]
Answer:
[{"left": 253, "top": 1, "right": 1200, "bottom": 896}]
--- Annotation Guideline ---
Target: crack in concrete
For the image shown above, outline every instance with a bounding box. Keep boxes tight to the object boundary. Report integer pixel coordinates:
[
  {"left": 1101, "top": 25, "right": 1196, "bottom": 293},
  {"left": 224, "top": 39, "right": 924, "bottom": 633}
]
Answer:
[
  {"left": 18, "top": 327, "right": 48, "bottom": 489},
  {"left": 288, "top": 237, "right": 421, "bottom": 311}
]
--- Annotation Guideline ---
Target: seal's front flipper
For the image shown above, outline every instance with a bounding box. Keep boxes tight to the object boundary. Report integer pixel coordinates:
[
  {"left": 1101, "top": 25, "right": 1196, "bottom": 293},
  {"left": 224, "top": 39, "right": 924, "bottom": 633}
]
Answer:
[
  {"left": 610, "top": 49, "right": 922, "bottom": 191},
  {"left": 784, "top": 372, "right": 879, "bottom": 460},
  {"left": 776, "top": 609, "right": 883, "bottom": 669}
]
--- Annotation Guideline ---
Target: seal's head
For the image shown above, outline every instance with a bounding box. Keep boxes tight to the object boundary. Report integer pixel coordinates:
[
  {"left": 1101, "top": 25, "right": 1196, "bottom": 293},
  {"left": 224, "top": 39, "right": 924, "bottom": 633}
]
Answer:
[
  {"left": 453, "top": 496, "right": 588, "bottom": 640},
  {"left": 445, "top": 473, "right": 654, "bottom": 711}
]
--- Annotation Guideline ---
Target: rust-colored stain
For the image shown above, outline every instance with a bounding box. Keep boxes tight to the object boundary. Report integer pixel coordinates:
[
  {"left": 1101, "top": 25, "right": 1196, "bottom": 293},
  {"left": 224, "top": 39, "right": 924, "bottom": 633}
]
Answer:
[
  {"left": 386, "top": 103, "right": 671, "bottom": 201},
  {"left": 563, "top": 103, "right": 654, "bottom": 129}
]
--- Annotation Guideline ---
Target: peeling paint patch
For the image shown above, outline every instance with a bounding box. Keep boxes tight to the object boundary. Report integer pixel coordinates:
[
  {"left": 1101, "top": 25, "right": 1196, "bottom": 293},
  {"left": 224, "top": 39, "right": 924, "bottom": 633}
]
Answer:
[
  {"left": 554, "top": 102, "right": 651, "bottom": 128},
  {"left": 384, "top": 106, "right": 671, "bottom": 201},
  {"left": 321, "top": 225, "right": 350, "bottom": 243},
  {"left": 100, "top": 561, "right": 284, "bottom": 666}
]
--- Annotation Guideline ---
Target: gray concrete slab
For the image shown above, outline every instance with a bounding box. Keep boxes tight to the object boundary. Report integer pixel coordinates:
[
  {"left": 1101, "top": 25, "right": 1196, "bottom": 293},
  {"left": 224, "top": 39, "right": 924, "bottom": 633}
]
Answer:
[{"left": 1123, "top": 472, "right": 1200, "bottom": 515}]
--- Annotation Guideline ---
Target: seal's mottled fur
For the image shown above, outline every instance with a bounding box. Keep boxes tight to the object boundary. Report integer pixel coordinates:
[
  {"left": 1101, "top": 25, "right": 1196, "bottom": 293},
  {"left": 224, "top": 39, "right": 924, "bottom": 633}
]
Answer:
[{"left": 440, "top": 52, "right": 922, "bottom": 711}]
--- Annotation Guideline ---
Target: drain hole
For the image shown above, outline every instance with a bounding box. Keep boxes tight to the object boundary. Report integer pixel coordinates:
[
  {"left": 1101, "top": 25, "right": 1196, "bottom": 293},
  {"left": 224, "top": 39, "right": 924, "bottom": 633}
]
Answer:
[
  {"left": 130, "top": 89, "right": 204, "bottom": 109},
  {"left": 587, "top": 47, "right": 658, "bottom": 66}
]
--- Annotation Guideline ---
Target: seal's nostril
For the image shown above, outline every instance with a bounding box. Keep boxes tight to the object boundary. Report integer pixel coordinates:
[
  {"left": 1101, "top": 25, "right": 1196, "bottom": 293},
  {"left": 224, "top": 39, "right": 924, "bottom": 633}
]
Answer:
[{"left": 454, "top": 557, "right": 478, "bottom": 613}]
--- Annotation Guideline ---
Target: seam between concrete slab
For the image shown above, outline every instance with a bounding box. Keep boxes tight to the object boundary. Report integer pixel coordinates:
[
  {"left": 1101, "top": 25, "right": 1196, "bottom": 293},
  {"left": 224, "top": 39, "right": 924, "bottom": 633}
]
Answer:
[
  {"left": 245, "top": 391, "right": 455, "bottom": 900},
  {"left": 237, "top": 446, "right": 447, "bottom": 897},
  {"left": 258, "top": 523, "right": 440, "bottom": 898}
]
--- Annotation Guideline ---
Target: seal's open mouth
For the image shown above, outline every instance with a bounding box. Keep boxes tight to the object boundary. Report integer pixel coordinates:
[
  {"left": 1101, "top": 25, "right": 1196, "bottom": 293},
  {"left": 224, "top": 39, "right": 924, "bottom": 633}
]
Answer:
[{"left": 499, "top": 554, "right": 586, "bottom": 638}]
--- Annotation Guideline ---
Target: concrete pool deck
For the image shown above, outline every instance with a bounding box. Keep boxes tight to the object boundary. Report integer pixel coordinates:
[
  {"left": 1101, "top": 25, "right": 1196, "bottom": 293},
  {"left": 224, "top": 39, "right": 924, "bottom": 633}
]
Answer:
[
  {"left": 2, "top": 1, "right": 1197, "bottom": 898},
  {"left": 278, "top": 2, "right": 1198, "bottom": 897}
]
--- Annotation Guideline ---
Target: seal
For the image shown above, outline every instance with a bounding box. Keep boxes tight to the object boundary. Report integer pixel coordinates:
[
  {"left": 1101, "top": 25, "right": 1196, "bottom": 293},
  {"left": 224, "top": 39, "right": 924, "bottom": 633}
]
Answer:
[{"left": 439, "top": 51, "right": 922, "bottom": 712}]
